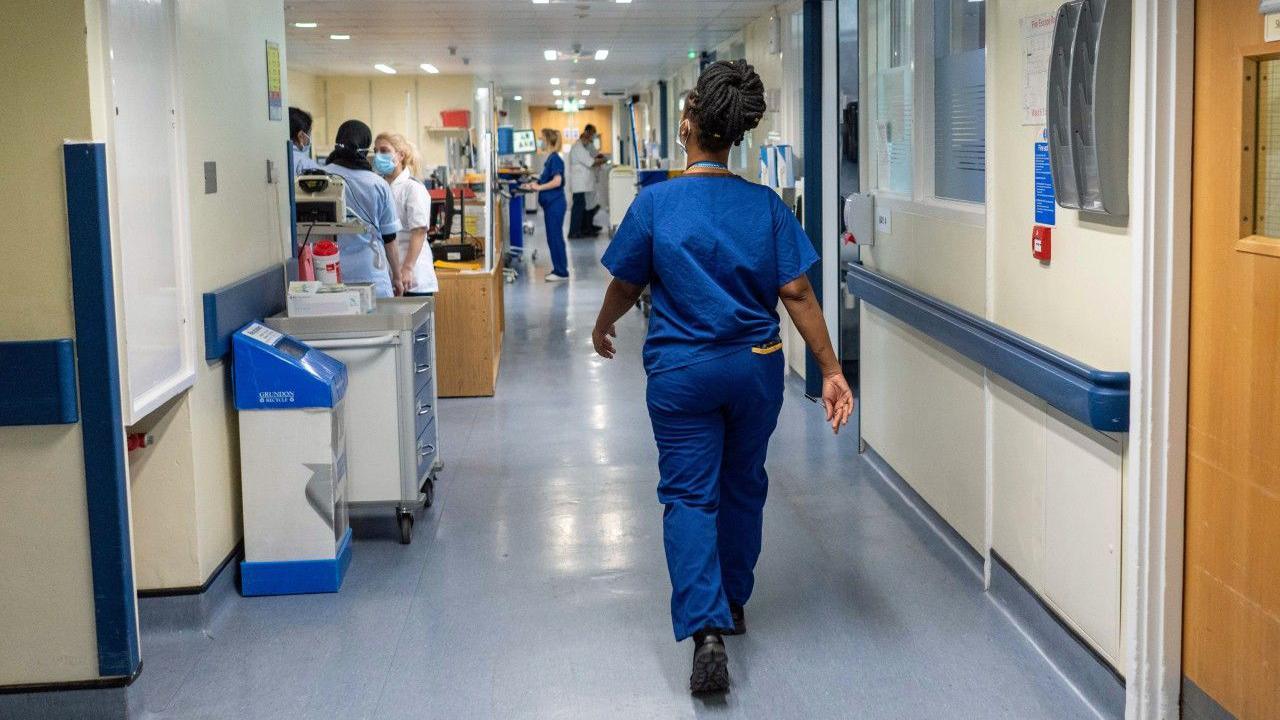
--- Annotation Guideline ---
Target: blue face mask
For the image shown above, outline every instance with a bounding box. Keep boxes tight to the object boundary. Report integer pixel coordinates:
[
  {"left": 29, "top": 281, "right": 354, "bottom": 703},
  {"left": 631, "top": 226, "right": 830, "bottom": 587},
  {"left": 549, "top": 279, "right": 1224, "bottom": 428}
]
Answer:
[{"left": 372, "top": 152, "right": 396, "bottom": 175}]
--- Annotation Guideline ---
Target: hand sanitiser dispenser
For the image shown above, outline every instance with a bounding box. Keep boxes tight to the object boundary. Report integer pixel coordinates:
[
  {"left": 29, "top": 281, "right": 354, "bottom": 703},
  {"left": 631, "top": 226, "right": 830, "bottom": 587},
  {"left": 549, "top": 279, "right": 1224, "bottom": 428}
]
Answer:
[{"left": 232, "top": 323, "right": 352, "bottom": 596}]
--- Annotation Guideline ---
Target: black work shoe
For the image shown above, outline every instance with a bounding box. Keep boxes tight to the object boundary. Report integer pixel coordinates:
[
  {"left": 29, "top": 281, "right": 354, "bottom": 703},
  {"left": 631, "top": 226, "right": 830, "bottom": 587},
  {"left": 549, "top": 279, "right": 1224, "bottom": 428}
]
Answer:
[
  {"left": 689, "top": 629, "right": 730, "bottom": 694},
  {"left": 721, "top": 604, "right": 746, "bottom": 636}
]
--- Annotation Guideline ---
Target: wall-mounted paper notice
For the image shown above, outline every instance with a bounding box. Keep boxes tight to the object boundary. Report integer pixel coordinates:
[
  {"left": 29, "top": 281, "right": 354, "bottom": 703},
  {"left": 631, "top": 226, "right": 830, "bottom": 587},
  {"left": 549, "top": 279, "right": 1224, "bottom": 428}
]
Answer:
[{"left": 1021, "top": 12, "right": 1057, "bottom": 126}]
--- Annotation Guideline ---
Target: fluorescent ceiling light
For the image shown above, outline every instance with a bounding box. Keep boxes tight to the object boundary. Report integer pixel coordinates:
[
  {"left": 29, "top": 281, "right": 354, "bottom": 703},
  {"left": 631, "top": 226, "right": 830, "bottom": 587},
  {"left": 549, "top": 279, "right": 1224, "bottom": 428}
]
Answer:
[
  {"left": 330, "top": 34, "right": 350, "bottom": 40},
  {"left": 420, "top": 63, "right": 439, "bottom": 73},
  {"left": 375, "top": 64, "right": 396, "bottom": 74},
  {"left": 544, "top": 49, "right": 558, "bottom": 61},
  {"left": 581, "top": 89, "right": 590, "bottom": 96},
  {"left": 533, "top": 0, "right": 550, "bottom": 4},
  {"left": 585, "top": 77, "right": 597, "bottom": 85},
  {"left": 550, "top": 77, "right": 560, "bottom": 85},
  {"left": 294, "top": 22, "right": 317, "bottom": 28},
  {"left": 553, "top": 89, "right": 562, "bottom": 96},
  {"left": 595, "top": 49, "right": 609, "bottom": 60},
  {"left": 616, "top": 0, "right": 632, "bottom": 3},
  {"left": 514, "top": 95, "right": 523, "bottom": 101}
]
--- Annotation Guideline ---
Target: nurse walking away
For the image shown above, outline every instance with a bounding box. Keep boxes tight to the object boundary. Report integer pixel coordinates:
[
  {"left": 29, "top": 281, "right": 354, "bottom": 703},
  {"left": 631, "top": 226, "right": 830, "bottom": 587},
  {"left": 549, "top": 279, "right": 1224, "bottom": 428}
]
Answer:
[
  {"left": 521, "top": 129, "right": 570, "bottom": 282},
  {"left": 323, "top": 120, "right": 404, "bottom": 297},
  {"left": 373, "top": 132, "right": 438, "bottom": 296},
  {"left": 593, "top": 60, "right": 854, "bottom": 694}
]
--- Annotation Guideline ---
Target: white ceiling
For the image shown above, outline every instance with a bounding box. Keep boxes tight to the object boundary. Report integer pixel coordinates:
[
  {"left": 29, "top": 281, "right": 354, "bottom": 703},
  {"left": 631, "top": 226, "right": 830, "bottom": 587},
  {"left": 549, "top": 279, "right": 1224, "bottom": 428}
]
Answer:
[{"left": 283, "top": 0, "right": 781, "bottom": 104}]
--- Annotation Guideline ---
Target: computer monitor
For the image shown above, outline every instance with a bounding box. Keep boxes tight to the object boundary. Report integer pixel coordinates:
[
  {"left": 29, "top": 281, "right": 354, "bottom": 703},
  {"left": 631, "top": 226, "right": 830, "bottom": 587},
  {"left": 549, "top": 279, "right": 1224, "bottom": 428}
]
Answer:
[{"left": 512, "top": 129, "right": 537, "bottom": 154}]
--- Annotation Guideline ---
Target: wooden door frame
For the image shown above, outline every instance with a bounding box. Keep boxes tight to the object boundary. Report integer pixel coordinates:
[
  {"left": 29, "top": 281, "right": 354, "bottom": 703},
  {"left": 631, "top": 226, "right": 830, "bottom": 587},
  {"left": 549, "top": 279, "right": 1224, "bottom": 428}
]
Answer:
[{"left": 1124, "top": 0, "right": 1194, "bottom": 718}]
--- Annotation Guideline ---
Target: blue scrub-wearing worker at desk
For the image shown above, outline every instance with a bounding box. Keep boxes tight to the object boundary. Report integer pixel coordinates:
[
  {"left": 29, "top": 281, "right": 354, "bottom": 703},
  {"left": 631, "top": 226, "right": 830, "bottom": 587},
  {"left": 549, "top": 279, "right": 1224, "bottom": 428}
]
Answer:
[
  {"left": 289, "top": 106, "right": 320, "bottom": 177},
  {"left": 324, "top": 120, "right": 403, "bottom": 297},
  {"left": 521, "top": 128, "right": 569, "bottom": 282},
  {"left": 592, "top": 60, "right": 854, "bottom": 695}
]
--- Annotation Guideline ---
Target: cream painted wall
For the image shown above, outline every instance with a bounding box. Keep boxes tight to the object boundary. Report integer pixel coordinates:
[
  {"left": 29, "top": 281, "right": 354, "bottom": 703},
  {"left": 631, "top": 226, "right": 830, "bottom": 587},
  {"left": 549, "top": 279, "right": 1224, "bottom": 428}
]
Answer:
[
  {"left": 982, "top": 0, "right": 1130, "bottom": 665},
  {"left": 128, "top": 0, "right": 291, "bottom": 591},
  {"left": 856, "top": 0, "right": 1131, "bottom": 667},
  {"left": 287, "top": 72, "right": 477, "bottom": 172},
  {"left": 0, "top": 0, "right": 105, "bottom": 686}
]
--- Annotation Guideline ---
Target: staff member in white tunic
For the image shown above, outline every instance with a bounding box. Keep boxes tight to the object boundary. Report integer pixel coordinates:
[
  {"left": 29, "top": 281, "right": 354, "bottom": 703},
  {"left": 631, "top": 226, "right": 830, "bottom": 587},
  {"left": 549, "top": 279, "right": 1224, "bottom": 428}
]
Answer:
[
  {"left": 568, "top": 123, "right": 606, "bottom": 238},
  {"left": 374, "top": 132, "right": 438, "bottom": 296}
]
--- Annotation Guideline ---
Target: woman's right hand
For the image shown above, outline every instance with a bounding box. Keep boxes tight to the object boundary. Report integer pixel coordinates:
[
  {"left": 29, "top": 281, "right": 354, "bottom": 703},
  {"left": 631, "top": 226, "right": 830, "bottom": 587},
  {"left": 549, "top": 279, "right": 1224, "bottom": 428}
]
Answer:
[{"left": 821, "top": 372, "right": 855, "bottom": 434}]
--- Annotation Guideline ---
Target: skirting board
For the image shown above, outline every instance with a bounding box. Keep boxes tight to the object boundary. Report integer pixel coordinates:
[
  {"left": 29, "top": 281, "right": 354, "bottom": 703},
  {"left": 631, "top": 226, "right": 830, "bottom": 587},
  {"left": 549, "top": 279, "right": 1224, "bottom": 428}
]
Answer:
[
  {"left": 1181, "top": 677, "right": 1237, "bottom": 720},
  {"left": 861, "top": 444, "right": 1125, "bottom": 720}
]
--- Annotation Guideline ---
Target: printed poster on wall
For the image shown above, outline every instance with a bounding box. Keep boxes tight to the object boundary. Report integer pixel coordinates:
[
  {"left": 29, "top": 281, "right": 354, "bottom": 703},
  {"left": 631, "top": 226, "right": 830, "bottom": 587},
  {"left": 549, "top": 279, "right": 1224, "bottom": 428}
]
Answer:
[
  {"left": 1021, "top": 13, "right": 1057, "bottom": 126},
  {"left": 1034, "top": 132, "right": 1056, "bottom": 226},
  {"left": 266, "top": 41, "right": 282, "bottom": 121}
]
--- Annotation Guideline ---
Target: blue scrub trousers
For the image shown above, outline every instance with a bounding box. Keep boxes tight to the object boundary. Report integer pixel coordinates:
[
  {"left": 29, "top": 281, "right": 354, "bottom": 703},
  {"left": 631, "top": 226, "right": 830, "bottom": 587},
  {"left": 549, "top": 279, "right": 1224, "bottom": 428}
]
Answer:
[
  {"left": 646, "top": 345, "right": 785, "bottom": 641},
  {"left": 540, "top": 194, "right": 569, "bottom": 277}
]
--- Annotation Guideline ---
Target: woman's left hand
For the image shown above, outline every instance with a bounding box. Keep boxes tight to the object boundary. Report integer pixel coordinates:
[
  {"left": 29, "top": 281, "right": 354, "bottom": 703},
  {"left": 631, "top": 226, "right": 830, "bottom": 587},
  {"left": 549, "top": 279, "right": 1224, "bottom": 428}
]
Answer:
[
  {"left": 520, "top": 182, "right": 537, "bottom": 192},
  {"left": 592, "top": 324, "right": 617, "bottom": 359}
]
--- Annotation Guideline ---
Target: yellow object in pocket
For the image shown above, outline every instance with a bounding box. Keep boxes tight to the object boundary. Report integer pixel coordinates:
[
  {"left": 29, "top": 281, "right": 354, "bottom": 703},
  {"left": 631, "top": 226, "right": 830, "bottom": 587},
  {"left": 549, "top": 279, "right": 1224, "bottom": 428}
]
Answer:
[{"left": 751, "top": 340, "right": 783, "bottom": 355}]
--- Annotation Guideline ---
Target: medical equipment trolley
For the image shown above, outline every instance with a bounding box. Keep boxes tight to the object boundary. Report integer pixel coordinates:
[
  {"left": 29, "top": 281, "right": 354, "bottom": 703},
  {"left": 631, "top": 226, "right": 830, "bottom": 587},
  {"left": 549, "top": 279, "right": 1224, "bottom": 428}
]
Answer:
[{"left": 267, "top": 297, "right": 440, "bottom": 544}]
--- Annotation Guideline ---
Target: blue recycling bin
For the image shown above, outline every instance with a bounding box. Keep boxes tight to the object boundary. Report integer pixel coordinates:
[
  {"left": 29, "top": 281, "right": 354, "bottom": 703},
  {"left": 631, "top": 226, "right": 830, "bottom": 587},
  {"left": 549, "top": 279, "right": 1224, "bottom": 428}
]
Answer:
[{"left": 232, "top": 323, "right": 352, "bottom": 596}]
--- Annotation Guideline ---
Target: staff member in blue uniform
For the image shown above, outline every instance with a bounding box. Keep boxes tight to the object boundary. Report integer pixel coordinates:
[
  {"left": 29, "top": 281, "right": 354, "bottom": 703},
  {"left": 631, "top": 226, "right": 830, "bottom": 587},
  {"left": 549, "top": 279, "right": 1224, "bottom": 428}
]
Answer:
[
  {"left": 522, "top": 128, "right": 570, "bottom": 282},
  {"left": 289, "top": 106, "right": 320, "bottom": 176},
  {"left": 323, "top": 120, "right": 403, "bottom": 297},
  {"left": 593, "top": 60, "right": 854, "bottom": 694}
]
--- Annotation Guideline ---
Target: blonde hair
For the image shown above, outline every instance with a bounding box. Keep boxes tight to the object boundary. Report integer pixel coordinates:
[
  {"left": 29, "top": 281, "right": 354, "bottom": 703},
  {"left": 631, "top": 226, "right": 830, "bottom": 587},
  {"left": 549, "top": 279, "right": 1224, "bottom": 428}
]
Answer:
[
  {"left": 374, "top": 131, "right": 422, "bottom": 177},
  {"left": 541, "top": 128, "right": 562, "bottom": 152}
]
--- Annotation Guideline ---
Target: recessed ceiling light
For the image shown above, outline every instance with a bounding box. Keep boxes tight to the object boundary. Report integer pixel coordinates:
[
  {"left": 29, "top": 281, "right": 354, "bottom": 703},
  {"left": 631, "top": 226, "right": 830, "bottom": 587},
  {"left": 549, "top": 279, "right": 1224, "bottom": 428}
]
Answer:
[
  {"left": 514, "top": 95, "right": 523, "bottom": 101},
  {"left": 550, "top": 77, "right": 560, "bottom": 85},
  {"left": 582, "top": 89, "right": 591, "bottom": 96},
  {"left": 553, "top": 89, "right": 562, "bottom": 96},
  {"left": 595, "top": 49, "right": 609, "bottom": 60},
  {"left": 616, "top": 0, "right": 632, "bottom": 3},
  {"left": 585, "top": 77, "right": 597, "bottom": 85},
  {"left": 533, "top": 0, "right": 550, "bottom": 4},
  {"left": 294, "top": 22, "right": 317, "bottom": 28},
  {"left": 544, "top": 49, "right": 557, "bottom": 61},
  {"left": 330, "top": 34, "right": 350, "bottom": 40},
  {"left": 420, "top": 63, "right": 439, "bottom": 74},
  {"left": 375, "top": 64, "right": 396, "bottom": 74}
]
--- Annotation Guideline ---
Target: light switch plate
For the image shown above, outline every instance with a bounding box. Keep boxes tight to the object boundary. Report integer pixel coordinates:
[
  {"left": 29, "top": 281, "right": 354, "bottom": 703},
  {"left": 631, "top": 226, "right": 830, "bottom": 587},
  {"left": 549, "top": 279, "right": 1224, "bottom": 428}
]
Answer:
[
  {"left": 203, "top": 161, "right": 217, "bottom": 194},
  {"left": 875, "top": 207, "right": 892, "bottom": 235}
]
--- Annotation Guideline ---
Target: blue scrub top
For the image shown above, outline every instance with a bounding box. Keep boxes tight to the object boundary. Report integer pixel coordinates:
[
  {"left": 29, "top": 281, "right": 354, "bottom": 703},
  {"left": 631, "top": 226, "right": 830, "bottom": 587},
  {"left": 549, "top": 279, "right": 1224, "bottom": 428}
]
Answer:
[
  {"left": 602, "top": 175, "right": 818, "bottom": 376},
  {"left": 538, "top": 153, "right": 566, "bottom": 206},
  {"left": 323, "top": 162, "right": 402, "bottom": 297},
  {"left": 292, "top": 146, "right": 320, "bottom": 177}
]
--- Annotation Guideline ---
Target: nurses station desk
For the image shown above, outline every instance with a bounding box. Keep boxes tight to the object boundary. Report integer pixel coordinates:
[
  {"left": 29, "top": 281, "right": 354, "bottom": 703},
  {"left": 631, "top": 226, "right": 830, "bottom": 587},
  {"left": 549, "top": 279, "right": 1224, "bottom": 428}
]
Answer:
[{"left": 434, "top": 262, "right": 504, "bottom": 398}]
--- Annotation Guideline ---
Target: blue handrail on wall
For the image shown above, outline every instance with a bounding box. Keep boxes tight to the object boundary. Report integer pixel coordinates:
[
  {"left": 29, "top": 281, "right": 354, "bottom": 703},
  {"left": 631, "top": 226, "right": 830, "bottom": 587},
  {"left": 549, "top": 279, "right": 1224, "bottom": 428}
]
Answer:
[
  {"left": 202, "top": 265, "right": 287, "bottom": 362},
  {"left": 0, "top": 339, "right": 79, "bottom": 426},
  {"left": 845, "top": 263, "right": 1130, "bottom": 433}
]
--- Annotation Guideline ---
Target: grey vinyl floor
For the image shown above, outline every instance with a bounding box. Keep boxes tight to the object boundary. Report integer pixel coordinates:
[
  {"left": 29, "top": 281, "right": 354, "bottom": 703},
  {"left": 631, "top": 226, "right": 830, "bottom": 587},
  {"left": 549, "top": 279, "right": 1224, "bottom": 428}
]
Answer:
[{"left": 125, "top": 206, "right": 1097, "bottom": 719}]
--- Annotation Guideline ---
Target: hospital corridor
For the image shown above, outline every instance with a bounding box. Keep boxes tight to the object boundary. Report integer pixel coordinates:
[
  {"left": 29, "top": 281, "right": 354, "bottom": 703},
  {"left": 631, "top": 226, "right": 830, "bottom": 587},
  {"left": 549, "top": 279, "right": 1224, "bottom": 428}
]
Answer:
[{"left": 0, "top": 1, "right": 1273, "bottom": 719}]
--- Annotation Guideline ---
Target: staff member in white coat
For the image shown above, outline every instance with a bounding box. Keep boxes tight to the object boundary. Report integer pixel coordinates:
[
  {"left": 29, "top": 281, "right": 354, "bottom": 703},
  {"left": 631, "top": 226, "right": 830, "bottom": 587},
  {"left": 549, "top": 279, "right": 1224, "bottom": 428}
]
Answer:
[
  {"left": 374, "top": 132, "right": 438, "bottom": 296},
  {"left": 568, "top": 124, "right": 606, "bottom": 238}
]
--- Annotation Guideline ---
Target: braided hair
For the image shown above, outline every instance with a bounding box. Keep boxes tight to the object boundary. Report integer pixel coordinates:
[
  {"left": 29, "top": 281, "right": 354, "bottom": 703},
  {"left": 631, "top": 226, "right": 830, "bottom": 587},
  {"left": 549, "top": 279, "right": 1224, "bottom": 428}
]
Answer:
[{"left": 686, "top": 60, "right": 766, "bottom": 152}]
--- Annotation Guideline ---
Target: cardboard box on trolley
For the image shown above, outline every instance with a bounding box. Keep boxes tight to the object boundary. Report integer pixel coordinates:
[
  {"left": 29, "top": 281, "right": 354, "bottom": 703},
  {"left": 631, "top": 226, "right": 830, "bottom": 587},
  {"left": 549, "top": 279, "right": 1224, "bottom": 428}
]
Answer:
[{"left": 232, "top": 323, "right": 352, "bottom": 596}]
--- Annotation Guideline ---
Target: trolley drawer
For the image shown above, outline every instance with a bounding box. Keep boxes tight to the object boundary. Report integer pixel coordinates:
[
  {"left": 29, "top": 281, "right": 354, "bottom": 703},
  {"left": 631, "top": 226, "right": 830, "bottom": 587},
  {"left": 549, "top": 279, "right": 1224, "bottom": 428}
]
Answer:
[
  {"left": 412, "top": 323, "right": 433, "bottom": 367},
  {"left": 415, "top": 419, "right": 437, "bottom": 481},
  {"left": 413, "top": 381, "right": 435, "bottom": 438}
]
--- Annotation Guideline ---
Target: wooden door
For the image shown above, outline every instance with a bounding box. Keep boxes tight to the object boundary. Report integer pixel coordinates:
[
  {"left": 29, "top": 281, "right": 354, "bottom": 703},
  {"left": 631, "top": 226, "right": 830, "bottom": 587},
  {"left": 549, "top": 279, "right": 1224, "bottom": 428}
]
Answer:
[{"left": 1185, "top": 2, "right": 1280, "bottom": 718}]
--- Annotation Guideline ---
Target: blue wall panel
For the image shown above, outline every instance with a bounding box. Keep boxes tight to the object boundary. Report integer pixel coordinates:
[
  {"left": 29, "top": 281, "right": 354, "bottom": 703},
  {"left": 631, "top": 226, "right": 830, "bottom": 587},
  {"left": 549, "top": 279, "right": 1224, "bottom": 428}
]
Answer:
[
  {"left": 0, "top": 339, "right": 79, "bottom": 425},
  {"left": 63, "top": 142, "right": 140, "bottom": 678},
  {"left": 202, "top": 265, "right": 286, "bottom": 362}
]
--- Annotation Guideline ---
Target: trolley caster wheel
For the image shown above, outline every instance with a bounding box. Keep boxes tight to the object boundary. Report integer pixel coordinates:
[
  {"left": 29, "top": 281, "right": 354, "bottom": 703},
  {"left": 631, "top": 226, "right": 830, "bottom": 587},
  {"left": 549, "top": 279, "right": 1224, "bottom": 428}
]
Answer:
[
  {"left": 397, "top": 513, "right": 414, "bottom": 544},
  {"left": 423, "top": 477, "right": 436, "bottom": 508}
]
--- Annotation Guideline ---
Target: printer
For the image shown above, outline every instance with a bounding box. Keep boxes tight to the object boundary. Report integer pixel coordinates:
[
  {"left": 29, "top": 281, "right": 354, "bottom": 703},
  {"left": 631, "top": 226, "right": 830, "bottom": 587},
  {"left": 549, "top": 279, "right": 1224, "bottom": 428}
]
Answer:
[{"left": 295, "top": 170, "right": 347, "bottom": 224}]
